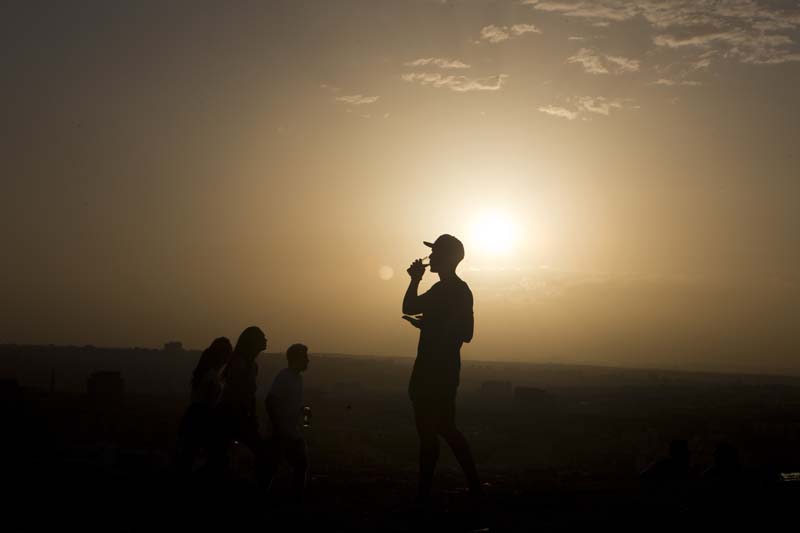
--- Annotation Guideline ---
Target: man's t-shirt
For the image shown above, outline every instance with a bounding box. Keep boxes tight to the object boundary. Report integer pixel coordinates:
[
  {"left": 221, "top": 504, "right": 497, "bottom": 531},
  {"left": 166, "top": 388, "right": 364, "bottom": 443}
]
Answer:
[
  {"left": 409, "top": 277, "right": 474, "bottom": 402},
  {"left": 267, "top": 368, "right": 304, "bottom": 440}
]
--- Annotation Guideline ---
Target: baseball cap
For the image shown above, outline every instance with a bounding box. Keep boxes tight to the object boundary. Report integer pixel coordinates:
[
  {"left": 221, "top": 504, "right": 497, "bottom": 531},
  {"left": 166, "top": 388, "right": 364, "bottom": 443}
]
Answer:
[{"left": 423, "top": 234, "right": 465, "bottom": 262}]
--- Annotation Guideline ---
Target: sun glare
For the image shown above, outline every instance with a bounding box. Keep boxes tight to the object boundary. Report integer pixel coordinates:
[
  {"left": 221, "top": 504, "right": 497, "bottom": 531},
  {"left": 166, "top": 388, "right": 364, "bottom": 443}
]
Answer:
[{"left": 471, "top": 211, "right": 518, "bottom": 256}]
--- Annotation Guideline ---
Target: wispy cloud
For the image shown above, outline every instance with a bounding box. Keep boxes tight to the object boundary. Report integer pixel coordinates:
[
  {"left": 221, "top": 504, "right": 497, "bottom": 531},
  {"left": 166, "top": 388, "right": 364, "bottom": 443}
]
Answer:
[
  {"left": 524, "top": 1, "right": 637, "bottom": 23},
  {"left": 653, "top": 78, "right": 701, "bottom": 87},
  {"left": 606, "top": 54, "right": 640, "bottom": 72},
  {"left": 538, "top": 105, "right": 579, "bottom": 120},
  {"left": 575, "top": 95, "right": 626, "bottom": 115},
  {"left": 402, "top": 72, "right": 509, "bottom": 92},
  {"left": 335, "top": 94, "right": 380, "bottom": 105},
  {"left": 525, "top": 1, "right": 800, "bottom": 68},
  {"left": 479, "top": 23, "right": 541, "bottom": 43},
  {"left": 567, "top": 48, "right": 640, "bottom": 74},
  {"left": 524, "top": 1, "right": 800, "bottom": 31},
  {"left": 654, "top": 30, "right": 800, "bottom": 65},
  {"left": 538, "top": 95, "right": 634, "bottom": 120},
  {"left": 404, "top": 57, "right": 471, "bottom": 69}
]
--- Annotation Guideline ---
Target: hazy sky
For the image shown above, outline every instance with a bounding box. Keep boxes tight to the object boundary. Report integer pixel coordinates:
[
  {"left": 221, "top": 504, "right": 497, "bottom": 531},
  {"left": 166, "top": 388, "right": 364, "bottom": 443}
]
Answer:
[{"left": 2, "top": 1, "right": 799, "bottom": 374}]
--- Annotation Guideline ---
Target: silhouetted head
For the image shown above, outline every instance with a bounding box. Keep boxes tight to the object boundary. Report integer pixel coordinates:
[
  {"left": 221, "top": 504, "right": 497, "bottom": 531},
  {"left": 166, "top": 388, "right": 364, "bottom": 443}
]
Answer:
[
  {"left": 424, "top": 234, "right": 465, "bottom": 274},
  {"left": 669, "top": 439, "right": 690, "bottom": 466},
  {"left": 287, "top": 343, "right": 309, "bottom": 373},
  {"left": 192, "top": 337, "right": 232, "bottom": 389},
  {"left": 234, "top": 326, "right": 267, "bottom": 359}
]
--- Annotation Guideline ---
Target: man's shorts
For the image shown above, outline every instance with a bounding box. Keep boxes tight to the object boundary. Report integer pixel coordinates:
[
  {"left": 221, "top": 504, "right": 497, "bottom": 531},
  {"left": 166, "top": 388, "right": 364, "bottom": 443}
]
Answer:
[{"left": 412, "top": 393, "right": 457, "bottom": 432}]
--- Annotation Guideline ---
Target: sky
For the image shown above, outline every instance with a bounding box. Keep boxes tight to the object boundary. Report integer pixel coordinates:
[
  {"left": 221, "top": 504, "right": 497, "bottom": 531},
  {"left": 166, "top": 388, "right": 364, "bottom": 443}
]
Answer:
[{"left": 2, "top": 0, "right": 799, "bottom": 374}]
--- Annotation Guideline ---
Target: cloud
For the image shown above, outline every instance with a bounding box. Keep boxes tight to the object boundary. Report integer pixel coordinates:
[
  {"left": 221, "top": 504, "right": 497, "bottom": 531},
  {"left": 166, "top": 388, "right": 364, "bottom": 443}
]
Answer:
[
  {"left": 335, "top": 94, "right": 380, "bottom": 105},
  {"left": 575, "top": 96, "right": 626, "bottom": 115},
  {"left": 512, "top": 23, "right": 541, "bottom": 35},
  {"left": 480, "top": 23, "right": 541, "bottom": 43},
  {"left": 567, "top": 48, "right": 640, "bottom": 74},
  {"left": 690, "top": 56, "right": 713, "bottom": 70},
  {"left": 402, "top": 72, "right": 509, "bottom": 92},
  {"left": 606, "top": 54, "right": 641, "bottom": 72},
  {"left": 538, "top": 96, "right": 633, "bottom": 120},
  {"left": 653, "top": 78, "right": 702, "bottom": 87},
  {"left": 744, "top": 52, "right": 800, "bottom": 65},
  {"left": 653, "top": 31, "right": 746, "bottom": 48},
  {"left": 653, "top": 29, "right": 800, "bottom": 65},
  {"left": 538, "top": 105, "right": 579, "bottom": 120},
  {"left": 567, "top": 48, "right": 608, "bottom": 73},
  {"left": 524, "top": 1, "right": 637, "bottom": 23},
  {"left": 525, "top": 1, "right": 800, "bottom": 68},
  {"left": 525, "top": 1, "right": 800, "bottom": 31},
  {"left": 404, "top": 57, "right": 471, "bottom": 69}
]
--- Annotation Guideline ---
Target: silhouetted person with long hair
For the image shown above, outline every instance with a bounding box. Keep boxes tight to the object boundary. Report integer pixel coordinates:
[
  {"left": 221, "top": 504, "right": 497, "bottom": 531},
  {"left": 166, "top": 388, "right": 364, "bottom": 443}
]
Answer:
[
  {"left": 176, "top": 336, "right": 232, "bottom": 474},
  {"left": 402, "top": 234, "right": 481, "bottom": 504},
  {"left": 208, "top": 326, "right": 268, "bottom": 483},
  {"left": 265, "top": 343, "right": 310, "bottom": 501}
]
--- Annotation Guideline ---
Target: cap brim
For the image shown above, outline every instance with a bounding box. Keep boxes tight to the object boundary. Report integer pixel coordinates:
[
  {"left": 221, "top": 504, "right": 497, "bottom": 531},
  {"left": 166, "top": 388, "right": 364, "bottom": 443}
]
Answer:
[{"left": 423, "top": 241, "right": 434, "bottom": 248}]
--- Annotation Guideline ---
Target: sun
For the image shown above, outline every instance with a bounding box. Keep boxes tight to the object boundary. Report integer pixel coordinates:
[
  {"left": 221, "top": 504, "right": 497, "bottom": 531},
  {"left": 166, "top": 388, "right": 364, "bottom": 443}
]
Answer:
[{"left": 471, "top": 210, "right": 518, "bottom": 256}]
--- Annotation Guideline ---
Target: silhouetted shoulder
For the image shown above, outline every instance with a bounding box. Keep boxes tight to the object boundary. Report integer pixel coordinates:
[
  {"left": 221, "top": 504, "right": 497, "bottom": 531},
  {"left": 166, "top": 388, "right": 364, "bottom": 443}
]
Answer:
[{"left": 447, "top": 278, "right": 473, "bottom": 308}]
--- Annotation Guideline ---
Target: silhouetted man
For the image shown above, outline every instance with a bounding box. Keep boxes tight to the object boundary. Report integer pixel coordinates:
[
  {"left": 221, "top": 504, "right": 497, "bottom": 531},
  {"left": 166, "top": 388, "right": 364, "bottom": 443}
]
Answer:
[
  {"left": 265, "top": 343, "right": 310, "bottom": 501},
  {"left": 403, "top": 234, "right": 481, "bottom": 503}
]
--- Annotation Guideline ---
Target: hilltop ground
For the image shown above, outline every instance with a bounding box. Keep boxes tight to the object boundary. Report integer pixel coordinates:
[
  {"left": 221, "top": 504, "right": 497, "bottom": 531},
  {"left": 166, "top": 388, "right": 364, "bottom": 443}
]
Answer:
[{"left": 2, "top": 345, "right": 799, "bottom": 530}]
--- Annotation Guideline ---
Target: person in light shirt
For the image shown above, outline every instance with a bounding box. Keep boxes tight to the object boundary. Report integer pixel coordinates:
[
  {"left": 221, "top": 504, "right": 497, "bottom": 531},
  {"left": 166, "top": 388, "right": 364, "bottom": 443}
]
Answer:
[{"left": 265, "top": 343, "right": 310, "bottom": 500}]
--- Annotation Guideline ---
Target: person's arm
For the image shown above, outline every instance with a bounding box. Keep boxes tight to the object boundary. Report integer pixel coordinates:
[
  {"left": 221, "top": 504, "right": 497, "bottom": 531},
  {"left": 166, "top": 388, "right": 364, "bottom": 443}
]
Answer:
[
  {"left": 402, "top": 315, "right": 423, "bottom": 328},
  {"left": 402, "top": 259, "right": 426, "bottom": 315},
  {"left": 462, "top": 289, "right": 474, "bottom": 343}
]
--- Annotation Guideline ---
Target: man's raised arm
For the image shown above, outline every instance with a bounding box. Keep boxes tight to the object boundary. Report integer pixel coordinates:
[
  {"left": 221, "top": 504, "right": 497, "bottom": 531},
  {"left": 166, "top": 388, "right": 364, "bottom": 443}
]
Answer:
[{"left": 402, "top": 259, "right": 426, "bottom": 315}]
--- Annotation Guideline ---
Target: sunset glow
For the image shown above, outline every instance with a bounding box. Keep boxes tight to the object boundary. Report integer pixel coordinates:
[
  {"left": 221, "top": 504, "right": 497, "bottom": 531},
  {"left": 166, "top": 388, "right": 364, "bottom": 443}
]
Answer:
[
  {"left": 471, "top": 211, "right": 519, "bottom": 257},
  {"left": 2, "top": 1, "right": 799, "bottom": 374}
]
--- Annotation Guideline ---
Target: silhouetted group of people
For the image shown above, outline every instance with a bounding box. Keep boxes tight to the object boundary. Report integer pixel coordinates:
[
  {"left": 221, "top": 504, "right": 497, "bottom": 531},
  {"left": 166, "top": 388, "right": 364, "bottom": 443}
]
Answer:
[
  {"left": 177, "top": 327, "right": 310, "bottom": 500},
  {"left": 176, "top": 234, "right": 482, "bottom": 505}
]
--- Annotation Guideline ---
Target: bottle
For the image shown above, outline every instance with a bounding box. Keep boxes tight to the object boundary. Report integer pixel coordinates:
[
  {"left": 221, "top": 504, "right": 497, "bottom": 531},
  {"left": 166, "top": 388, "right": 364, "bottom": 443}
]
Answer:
[{"left": 303, "top": 405, "right": 312, "bottom": 429}]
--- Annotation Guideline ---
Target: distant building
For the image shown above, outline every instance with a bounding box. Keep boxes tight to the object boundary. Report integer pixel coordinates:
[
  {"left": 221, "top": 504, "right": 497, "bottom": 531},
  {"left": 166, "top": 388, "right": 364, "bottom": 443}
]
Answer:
[
  {"left": 480, "top": 380, "right": 513, "bottom": 401},
  {"left": 87, "top": 371, "right": 125, "bottom": 408},
  {"left": 163, "top": 341, "right": 183, "bottom": 353}
]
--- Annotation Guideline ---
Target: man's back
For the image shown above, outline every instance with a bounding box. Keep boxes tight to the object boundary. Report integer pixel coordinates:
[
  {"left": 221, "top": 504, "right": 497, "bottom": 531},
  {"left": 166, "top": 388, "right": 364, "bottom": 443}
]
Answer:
[
  {"left": 267, "top": 367, "right": 303, "bottom": 440},
  {"left": 410, "top": 277, "right": 473, "bottom": 400}
]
